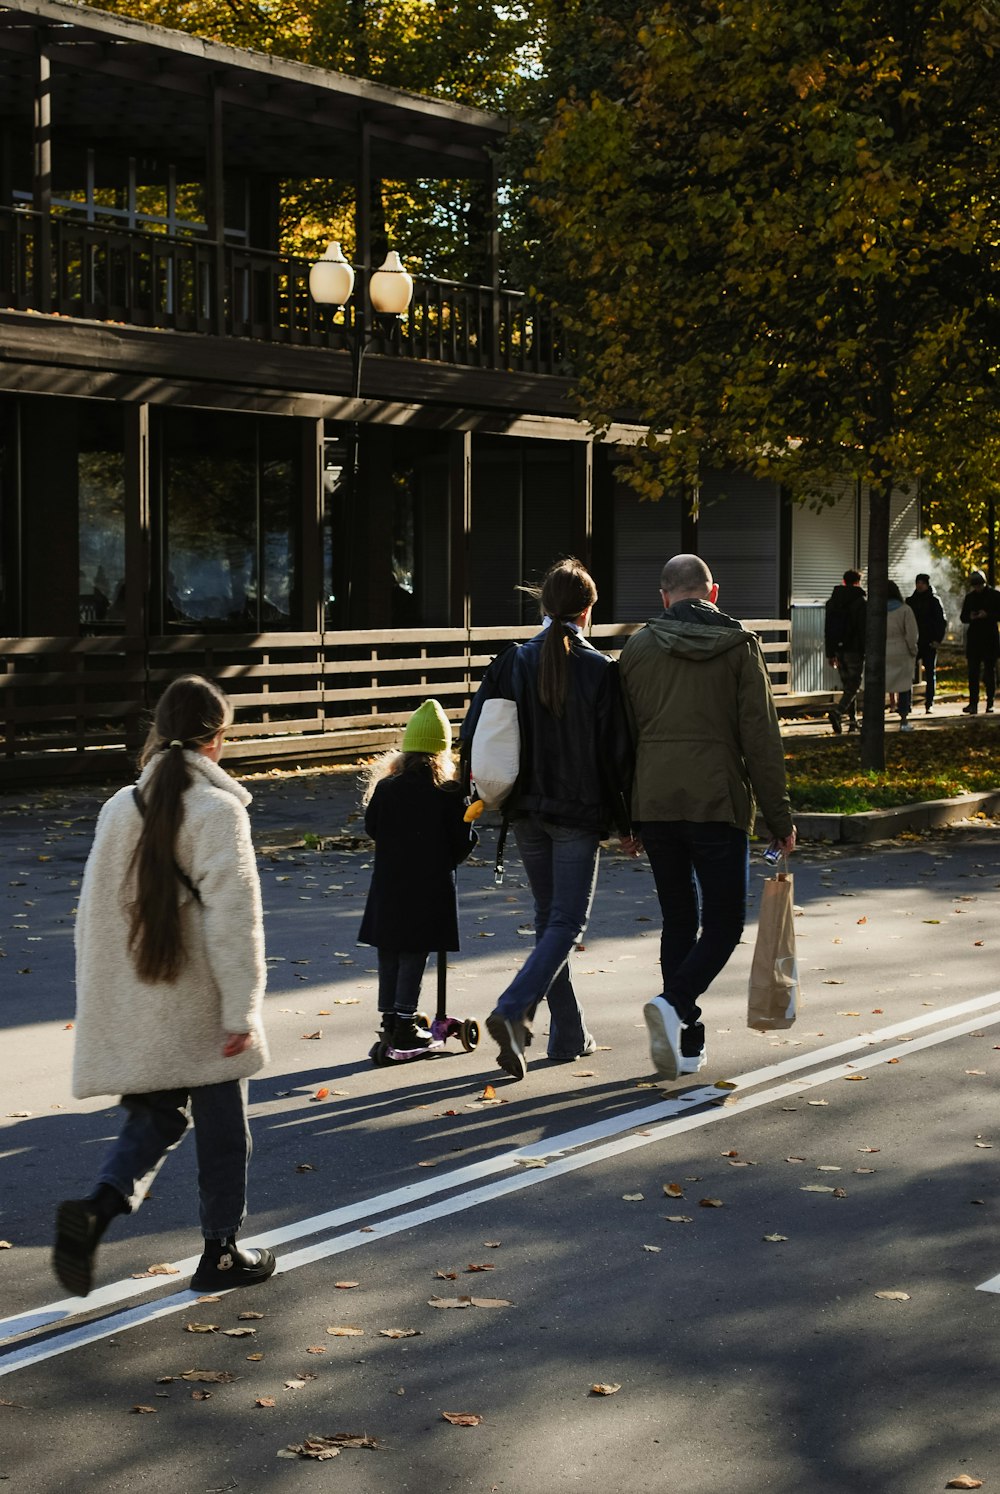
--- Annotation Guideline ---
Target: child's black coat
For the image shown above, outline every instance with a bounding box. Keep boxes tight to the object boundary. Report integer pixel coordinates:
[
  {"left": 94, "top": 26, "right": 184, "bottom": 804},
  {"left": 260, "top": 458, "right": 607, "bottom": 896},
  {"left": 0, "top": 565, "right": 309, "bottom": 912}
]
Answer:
[{"left": 358, "top": 767, "right": 477, "bottom": 952}]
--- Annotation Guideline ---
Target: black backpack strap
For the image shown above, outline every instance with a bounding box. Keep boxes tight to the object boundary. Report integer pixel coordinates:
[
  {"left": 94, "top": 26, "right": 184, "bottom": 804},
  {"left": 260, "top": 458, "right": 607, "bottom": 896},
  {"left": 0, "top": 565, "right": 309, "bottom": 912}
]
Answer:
[
  {"left": 132, "top": 786, "right": 202, "bottom": 904},
  {"left": 494, "top": 814, "right": 509, "bottom": 886}
]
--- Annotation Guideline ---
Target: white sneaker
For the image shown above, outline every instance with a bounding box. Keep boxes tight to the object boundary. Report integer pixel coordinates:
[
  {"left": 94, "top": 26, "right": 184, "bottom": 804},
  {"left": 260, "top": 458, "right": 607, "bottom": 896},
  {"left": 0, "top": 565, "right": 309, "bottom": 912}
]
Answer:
[
  {"left": 644, "top": 997, "right": 683, "bottom": 1079},
  {"left": 899, "top": 720, "right": 914, "bottom": 732}
]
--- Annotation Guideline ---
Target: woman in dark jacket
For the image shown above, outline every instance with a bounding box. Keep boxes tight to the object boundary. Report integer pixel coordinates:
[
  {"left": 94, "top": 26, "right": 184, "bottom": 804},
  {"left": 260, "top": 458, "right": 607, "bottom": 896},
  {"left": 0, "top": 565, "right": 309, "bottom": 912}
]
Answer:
[{"left": 472, "top": 558, "right": 635, "bottom": 1080}]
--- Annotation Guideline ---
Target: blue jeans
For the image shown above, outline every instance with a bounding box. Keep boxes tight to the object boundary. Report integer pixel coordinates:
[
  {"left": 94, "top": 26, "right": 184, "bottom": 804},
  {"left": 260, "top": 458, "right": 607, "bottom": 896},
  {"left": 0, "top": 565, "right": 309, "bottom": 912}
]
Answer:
[
  {"left": 377, "top": 950, "right": 429, "bottom": 1014},
  {"left": 640, "top": 820, "right": 749, "bottom": 1027},
  {"left": 494, "top": 817, "right": 601, "bottom": 1058},
  {"left": 97, "top": 1080, "right": 251, "bottom": 1240}
]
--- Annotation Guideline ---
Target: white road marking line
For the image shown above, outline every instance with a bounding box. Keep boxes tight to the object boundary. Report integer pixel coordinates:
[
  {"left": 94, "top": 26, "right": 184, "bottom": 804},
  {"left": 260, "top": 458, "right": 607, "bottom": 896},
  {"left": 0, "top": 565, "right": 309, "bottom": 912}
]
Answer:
[
  {"left": 5, "top": 986, "right": 1000, "bottom": 1346},
  {"left": 4, "top": 998, "right": 1000, "bottom": 1377}
]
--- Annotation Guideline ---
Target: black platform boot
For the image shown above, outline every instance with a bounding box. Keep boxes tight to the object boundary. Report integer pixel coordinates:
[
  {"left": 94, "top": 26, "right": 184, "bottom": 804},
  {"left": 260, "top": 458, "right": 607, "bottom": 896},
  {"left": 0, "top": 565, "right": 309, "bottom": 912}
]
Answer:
[
  {"left": 53, "top": 1182, "right": 129, "bottom": 1297},
  {"left": 191, "top": 1237, "right": 276, "bottom": 1293}
]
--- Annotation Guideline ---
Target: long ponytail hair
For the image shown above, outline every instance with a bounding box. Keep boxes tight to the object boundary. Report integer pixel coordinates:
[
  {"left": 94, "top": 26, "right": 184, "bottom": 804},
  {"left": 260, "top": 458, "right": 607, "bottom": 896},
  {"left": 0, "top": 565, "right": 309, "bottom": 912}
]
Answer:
[
  {"left": 523, "top": 557, "right": 598, "bottom": 718},
  {"left": 128, "top": 675, "right": 233, "bottom": 982}
]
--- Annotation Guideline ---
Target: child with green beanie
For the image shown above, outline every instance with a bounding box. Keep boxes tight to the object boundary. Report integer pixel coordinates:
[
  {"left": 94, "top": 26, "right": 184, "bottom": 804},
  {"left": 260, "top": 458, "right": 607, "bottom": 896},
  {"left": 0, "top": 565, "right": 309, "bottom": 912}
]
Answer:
[{"left": 358, "top": 699, "right": 478, "bottom": 1057}]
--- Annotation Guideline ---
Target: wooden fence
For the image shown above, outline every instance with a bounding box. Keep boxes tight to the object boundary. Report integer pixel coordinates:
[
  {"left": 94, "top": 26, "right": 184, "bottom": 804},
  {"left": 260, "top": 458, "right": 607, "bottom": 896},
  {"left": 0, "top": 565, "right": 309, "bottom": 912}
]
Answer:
[{"left": 0, "top": 619, "right": 794, "bottom": 783}]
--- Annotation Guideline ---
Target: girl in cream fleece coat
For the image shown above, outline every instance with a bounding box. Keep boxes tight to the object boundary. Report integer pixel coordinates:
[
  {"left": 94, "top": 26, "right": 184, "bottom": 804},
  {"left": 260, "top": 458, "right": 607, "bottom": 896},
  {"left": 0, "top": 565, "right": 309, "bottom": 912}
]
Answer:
[{"left": 54, "top": 676, "right": 275, "bottom": 1299}]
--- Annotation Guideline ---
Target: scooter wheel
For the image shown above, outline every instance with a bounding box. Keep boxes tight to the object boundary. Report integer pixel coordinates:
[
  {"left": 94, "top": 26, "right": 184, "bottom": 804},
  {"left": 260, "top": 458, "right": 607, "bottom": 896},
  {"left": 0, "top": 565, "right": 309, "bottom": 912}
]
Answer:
[
  {"left": 369, "top": 1039, "right": 391, "bottom": 1067},
  {"left": 460, "top": 1018, "right": 480, "bottom": 1052}
]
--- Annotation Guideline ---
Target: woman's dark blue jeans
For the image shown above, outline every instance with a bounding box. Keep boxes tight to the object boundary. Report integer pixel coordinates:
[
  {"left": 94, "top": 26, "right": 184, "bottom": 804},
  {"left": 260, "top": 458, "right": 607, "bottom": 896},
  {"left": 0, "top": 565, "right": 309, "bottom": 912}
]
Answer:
[
  {"left": 494, "top": 816, "right": 601, "bottom": 1059},
  {"left": 97, "top": 1079, "right": 251, "bottom": 1241},
  {"left": 640, "top": 820, "right": 749, "bottom": 1027}
]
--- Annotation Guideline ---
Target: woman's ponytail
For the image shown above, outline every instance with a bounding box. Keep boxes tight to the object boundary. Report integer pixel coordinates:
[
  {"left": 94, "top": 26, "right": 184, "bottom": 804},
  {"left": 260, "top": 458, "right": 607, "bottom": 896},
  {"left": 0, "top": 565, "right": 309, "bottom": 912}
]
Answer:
[
  {"left": 526, "top": 558, "right": 598, "bottom": 718},
  {"left": 128, "top": 675, "right": 232, "bottom": 982}
]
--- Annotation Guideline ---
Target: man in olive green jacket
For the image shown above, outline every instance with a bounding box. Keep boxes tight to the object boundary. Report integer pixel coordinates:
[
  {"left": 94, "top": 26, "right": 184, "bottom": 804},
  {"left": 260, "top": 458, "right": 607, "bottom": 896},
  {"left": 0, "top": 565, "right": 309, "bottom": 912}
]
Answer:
[{"left": 619, "top": 554, "right": 796, "bottom": 1080}]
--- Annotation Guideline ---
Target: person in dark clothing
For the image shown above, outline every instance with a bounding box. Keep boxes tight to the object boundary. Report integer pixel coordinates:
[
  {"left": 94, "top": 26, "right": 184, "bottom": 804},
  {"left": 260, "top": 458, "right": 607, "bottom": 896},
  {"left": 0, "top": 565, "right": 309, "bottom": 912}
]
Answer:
[
  {"left": 466, "top": 558, "right": 635, "bottom": 1081},
  {"left": 960, "top": 570, "right": 1000, "bottom": 714},
  {"left": 359, "top": 699, "right": 478, "bottom": 1057},
  {"left": 619, "top": 554, "right": 795, "bottom": 1080},
  {"left": 906, "top": 573, "right": 948, "bottom": 713},
  {"left": 824, "top": 569, "right": 867, "bottom": 733}
]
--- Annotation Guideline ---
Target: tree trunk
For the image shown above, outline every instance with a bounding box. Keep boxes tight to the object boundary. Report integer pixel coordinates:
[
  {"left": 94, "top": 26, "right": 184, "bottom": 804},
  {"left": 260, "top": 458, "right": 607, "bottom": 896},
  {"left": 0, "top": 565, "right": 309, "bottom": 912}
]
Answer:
[{"left": 859, "top": 476, "right": 892, "bottom": 770}]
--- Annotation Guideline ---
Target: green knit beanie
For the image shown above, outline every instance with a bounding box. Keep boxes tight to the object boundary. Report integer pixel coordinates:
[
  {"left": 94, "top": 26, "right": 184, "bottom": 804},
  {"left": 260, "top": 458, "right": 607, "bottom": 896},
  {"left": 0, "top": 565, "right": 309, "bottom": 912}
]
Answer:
[{"left": 402, "top": 698, "right": 451, "bottom": 754}]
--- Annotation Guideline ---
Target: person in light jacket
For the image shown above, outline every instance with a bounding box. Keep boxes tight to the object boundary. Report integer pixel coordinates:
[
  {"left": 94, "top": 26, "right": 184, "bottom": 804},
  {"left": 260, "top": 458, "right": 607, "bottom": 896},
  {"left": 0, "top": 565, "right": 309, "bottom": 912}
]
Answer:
[
  {"left": 53, "top": 675, "right": 275, "bottom": 1298},
  {"left": 885, "top": 581, "right": 920, "bottom": 731}
]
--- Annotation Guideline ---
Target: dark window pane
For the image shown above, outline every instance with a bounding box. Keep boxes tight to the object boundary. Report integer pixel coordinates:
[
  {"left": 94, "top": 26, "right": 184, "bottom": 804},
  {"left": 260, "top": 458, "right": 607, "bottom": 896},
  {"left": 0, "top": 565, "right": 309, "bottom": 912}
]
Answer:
[
  {"left": 78, "top": 405, "right": 126, "bottom": 631},
  {"left": 163, "top": 410, "right": 256, "bottom": 630}
]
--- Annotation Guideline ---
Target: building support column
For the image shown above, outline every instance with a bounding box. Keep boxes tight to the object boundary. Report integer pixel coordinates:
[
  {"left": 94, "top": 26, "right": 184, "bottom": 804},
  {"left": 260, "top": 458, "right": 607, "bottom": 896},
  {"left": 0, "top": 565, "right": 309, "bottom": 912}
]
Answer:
[
  {"left": 32, "top": 41, "right": 52, "bottom": 312},
  {"left": 123, "top": 402, "right": 151, "bottom": 747},
  {"left": 299, "top": 417, "right": 325, "bottom": 634},
  {"left": 572, "top": 440, "right": 593, "bottom": 571},
  {"left": 206, "top": 79, "right": 226, "bottom": 336},
  {"left": 449, "top": 430, "right": 472, "bottom": 630},
  {"left": 487, "top": 156, "right": 500, "bottom": 370}
]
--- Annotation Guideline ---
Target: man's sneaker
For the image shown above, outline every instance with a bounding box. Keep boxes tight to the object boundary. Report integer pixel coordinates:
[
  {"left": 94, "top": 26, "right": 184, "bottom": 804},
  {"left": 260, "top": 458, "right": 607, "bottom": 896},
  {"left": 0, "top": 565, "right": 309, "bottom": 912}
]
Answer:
[
  {"left": 828, "top": 710, "right": 843, "bottom": 736},
  {"left": 644, "top": 996, "right": 685, "bottom": 1079},
  {"left": 963, "top": 704, "right": 979, "bottom": 714},
  {"left": 486, "top": 1011, "right": 530, "bottom": 1080},
  {"left": 899, "top": 720, "right": 914, "bottom": 732},
  {"left": 679, "top": 1021, "right": 707, "bottom": 1074}
]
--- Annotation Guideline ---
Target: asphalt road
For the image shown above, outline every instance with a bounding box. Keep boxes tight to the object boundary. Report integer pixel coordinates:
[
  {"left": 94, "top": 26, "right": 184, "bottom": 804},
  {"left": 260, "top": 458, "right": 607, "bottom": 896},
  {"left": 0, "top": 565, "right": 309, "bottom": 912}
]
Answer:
[{"left": 2, "top": 764, "right": 1000, "bottom": 1493}]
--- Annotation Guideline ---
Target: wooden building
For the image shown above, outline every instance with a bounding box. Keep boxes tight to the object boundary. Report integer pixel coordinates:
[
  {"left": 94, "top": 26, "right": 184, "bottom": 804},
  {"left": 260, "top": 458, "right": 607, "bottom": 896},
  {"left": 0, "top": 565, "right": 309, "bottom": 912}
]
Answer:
[{"left": 0, "top": 0, "right": 916, "bottom": 779}]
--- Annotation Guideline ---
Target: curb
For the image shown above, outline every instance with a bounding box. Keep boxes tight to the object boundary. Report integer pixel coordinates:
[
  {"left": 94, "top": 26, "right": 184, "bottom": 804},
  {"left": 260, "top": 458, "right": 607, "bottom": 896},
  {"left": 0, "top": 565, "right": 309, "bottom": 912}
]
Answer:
[{"left": 784, "top": 791, "right": 1000, "bottom": 845}]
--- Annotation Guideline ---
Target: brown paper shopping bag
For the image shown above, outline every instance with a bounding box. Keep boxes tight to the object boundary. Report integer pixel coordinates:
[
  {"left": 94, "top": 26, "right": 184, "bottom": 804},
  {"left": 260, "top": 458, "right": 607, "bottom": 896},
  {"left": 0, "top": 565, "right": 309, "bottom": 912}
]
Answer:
[{"left": 747, "top": 870, "right": 799, "bottom": 1031}]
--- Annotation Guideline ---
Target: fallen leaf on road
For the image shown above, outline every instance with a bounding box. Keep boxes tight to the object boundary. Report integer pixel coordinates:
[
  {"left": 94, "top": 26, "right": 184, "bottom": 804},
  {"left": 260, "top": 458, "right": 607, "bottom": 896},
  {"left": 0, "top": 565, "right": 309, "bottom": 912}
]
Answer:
[
  {"left": 326, "top": 1326, "right": 364, "bottom": 1336},
  {"left": 280, "top": 1439, "right": 340, "bottom": 1460},
  {"left": 295, "top": 1163, "right": 315, "bottom": 1173},
  {"left": 966, "top": 1070, "right": 986, "bottom": 1076},
  {"left": 843, "top": 1075, "right": 868, "bottom": 1082},
  {"left": 699, "top": 1198, "right": 724, "bottom": 1208},
  {"left": 301, "top": 1031, "right": 322, "bottom": 1040},
  {"left": 807, "top": 1100, "right": 829, "bottom": 1106},
  {"left": 334, "top": 1282, "right": 360, "bottom": 1290},
  {"left": 256, "top": 1396, "right": 276, "bottom": 1407},
  {"left": 946, "top": 1478, "right": 983, "bottom": 1490},
  {"left": 466, "top": 1263, "right": 496, "bottom": 1272},
  {"left": 190, "top": 1389, "right": 212, "bottom": 1401},
  {"left": 801, "top": 1185, "right": 836, "bottom": 1193},
  {"left": 184, "top": 1323, "right": 219, "bottom": 1333},
  {"left": 664, "top": 1215, "right": 693, "bottom": 1223},
  {"left": 238, "top": 1311, "right": 265, "bottom": 1321},
  {"left": 874, "top": 1290, "right": 910, "bottom": 1301},
  {"left": 975, "top": 1142, "right": 993, "bottom": 1149},
  {"left": 642, "top": 1245, "right": 662, "bottom": 1253},
  {"left": 590, "top": 1383, "right": 621, "bottom": 1396},
  {"left": 131, "top": 1404, "right": 157, "bottom": 1414},
  {"left": 785, "top": 1157, "right": 806, "bottom": 1164},
  {"left": 380, "top": 1329, "right": 421, "bottom": 1339},
  {"left": 622, "top": 1193, "right": 644, "bottom": 1202},
  {"left": 763, "top": 1234, "right": 788, "bottom": 1242},
  {"left": 179, "top": 1370, "right": 236, "bottom": 1383},
  {"left": 442, "top": 1412, "right": 482, "bottom": 1426},
  {"left": 663, "top": 1183, "right": 685, "bottom": 1198},
  {"left": 221, "top": 1328, "right": 255, "bottom": 1338}
]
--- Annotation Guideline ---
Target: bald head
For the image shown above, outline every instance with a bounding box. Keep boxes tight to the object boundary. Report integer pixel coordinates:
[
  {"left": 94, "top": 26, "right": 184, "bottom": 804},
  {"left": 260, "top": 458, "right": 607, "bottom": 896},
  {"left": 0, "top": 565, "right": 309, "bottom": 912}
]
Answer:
[{"left": 660, "top": 554, "right": 714, "bottom": 602}]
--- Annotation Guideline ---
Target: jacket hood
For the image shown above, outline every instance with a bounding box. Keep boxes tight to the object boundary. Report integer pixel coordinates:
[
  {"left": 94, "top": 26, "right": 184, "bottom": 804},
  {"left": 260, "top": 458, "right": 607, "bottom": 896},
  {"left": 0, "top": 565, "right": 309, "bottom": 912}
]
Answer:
[
  {"left": 643, "top": 599, "right": 751, "bottom": 661},
  {"left": 887, "top": 598, "right": 903, "bottom": 612}
]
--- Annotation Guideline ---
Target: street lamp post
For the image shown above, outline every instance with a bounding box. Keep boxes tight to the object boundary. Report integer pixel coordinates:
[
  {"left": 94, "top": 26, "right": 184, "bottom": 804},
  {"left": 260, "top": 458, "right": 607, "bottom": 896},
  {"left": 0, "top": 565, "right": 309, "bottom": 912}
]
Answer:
[{"left": 308, "top": 242, "right": 414, "bottom": 623}]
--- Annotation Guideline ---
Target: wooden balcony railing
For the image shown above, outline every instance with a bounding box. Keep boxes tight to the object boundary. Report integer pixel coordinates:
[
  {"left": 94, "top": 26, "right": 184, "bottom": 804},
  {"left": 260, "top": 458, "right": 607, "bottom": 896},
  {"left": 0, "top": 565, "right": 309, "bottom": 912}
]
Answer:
[
  {"left": 0, "top": 207, "right": 571, "bottom": 376},
  {"left": 0, "top": 621, "right": 795, "bottom": 783}
]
